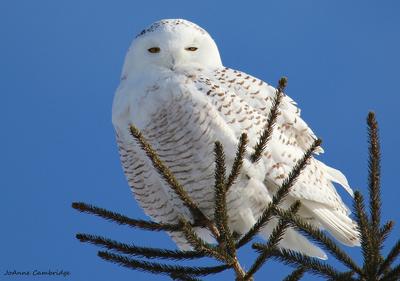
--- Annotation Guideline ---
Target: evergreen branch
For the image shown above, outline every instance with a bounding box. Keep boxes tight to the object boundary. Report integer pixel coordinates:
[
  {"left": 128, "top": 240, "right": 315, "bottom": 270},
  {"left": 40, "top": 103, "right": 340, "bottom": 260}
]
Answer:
[
  {"left": 237, "top": 138, "right": 321, "bottom": 249},
  {"left": 367, "top": 112, "right": 381, "bottom": 234},
  {"left": 250, "top": 77, "right": 287, "bottom": 163},
  {"left": 380, "top": 221, "right": 395, "bottom": 243},
  {"left": 226, "top": 133, "right": 248, "bottom": 192},
  {"left": 282, "top": 267, "right": 306, "bottom": 281},
  {"left": 379, "top": 239, "right": 400, "bottom": 276},
  {"left": 72, "top": 202, "right": 181, "bottom": 231},
  {"left": 129, "top": 125, "right": 207, "bottom": 224},
  {"left": 245, "top": 202, "right": 301, "bottom": 280},
  {"left": 214, "top": 141, "right": 228, "bottom": 240},
  {"left": 76, "top": 233, "right": 205, "bottom": 260},
  {"left": 180, "top": 219, "right": 246, "bottom": 280},
  {"left": 170, "top": 273, "right": 203, "bottom": 281},
  {"left": 381, "top": 264, "right": 400, "bottom": 281},
  {"left": 245, "top": 219, "right": 290, "bottom": 280},
  {"left": 353, "top": 191, "right": 374, "bottom": 275},
  {"left": 214, "top": 141, "right": 236, "bottom": 257},
  {"left": 98, "top": 251, "right": 230, "bottom": 276},
  {"left": 274, "top": 208, "right": 363, "bottom": 275},
  {"left": 179, "top": 218, "right": 226, "bottom": 261},
  {"left": 367, "top": 112, "right": 382, "bottom": 276},
  {"left": 253, "top": 246, "right": 354, "bottom": 281}
]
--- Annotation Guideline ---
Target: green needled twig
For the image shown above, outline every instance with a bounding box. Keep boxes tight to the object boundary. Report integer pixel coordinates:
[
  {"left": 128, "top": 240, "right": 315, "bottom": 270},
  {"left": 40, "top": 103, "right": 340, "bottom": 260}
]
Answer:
[
  {"left": 98, "top": 251, "right": 230, "bottom": 276},
  {"left": 76, "top": 233, "right": 205, "bottom": 260},
  {"left": 72, "top": 202, "right": 182, "bottom": 231},
  {"left": 250, "top": 77, "right": 287, "bottom": 163}
]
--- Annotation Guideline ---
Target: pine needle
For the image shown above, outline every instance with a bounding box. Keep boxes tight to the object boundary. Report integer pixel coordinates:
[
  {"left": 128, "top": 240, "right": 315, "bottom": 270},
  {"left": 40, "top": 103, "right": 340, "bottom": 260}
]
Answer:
[
  {"left": 255, "top": 247, "right": 354, "bottom": 281},
  {"left": 76, "top": 233, "right": 205, "bottom": 260},
  {"left": 226, "top": 133, "right": 248, "bottom": 192},
  {"left": 282, "top": 267, "right": 306, "bottom": 281},
  {"left": 245, "top": 202, "right": 301, "bottom": 280},
  {"left": 250, "top": 77, "right": 287, "bottom": 163},
  {"left": 98, "top": 251, "right": 230, "bottom": 276},
  {"left": 379, "top": 239, "right": 400, "bottom": 275},
  {"left": 214, "top": 141, "right": 236, "bottom": 257},
  {"left": 72, "top": 202, "right": 181, "bottom": 231}
]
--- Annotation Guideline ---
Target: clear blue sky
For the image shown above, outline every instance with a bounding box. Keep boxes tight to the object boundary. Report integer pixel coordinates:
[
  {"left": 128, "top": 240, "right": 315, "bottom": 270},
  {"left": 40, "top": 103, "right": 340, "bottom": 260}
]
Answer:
[{"left": 1, "top": 1, "right": 399, "bottom": 280}]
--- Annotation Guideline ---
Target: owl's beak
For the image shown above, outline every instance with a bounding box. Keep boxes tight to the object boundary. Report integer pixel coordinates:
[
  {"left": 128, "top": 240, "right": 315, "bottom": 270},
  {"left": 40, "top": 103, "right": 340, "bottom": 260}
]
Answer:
[{"left": 169, "top": 55, "right": 176, "bottom": 71}]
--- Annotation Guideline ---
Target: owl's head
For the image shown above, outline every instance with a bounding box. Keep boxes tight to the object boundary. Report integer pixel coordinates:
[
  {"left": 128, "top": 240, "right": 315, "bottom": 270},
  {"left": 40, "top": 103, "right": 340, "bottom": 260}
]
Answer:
[{"left": 121, "top": 19, "right": 222, "bottom": 77}]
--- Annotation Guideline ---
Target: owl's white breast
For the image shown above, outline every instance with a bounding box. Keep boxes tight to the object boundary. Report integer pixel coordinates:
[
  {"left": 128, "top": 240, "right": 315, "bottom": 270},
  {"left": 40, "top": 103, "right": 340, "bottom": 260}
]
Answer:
[{"left": 113, "top": 68, "right": 187, "bottom": 137}]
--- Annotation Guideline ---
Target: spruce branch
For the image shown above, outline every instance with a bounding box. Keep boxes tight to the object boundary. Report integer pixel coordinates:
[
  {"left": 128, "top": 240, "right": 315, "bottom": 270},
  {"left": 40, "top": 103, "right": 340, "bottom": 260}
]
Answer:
[
  {"left": 72, "top": 202, "right": 182, "bottom": 231},
  {"left": 179, "top": 218, "right": 226, "bottom": 261},
  {"left": 353, "top": 191, "right": 374, "bottom": 275},
  {"left": 254, "top": 246, "right": 353, "bottom": 281},
  {"left": 380, "top": 221, "right": 395, "bottom": 243},
  {"left": 237, "top": 138, "right": 321, "bottom": 249},
  {"left": 98, "top": 251, "right": 230, "bottom": 276},
  {"left": 76, "top": 233, "right": 205, "bottom": 260},
  {"left": 379, "top": 239, "right": 400, "bottom": 276},
  {"left": 170, "top": 273, "right": 203, "bottom": 281},
  {"left": 282, "top": 267, "right": 306, "bottom": 281},
  {"left": 245, "top": 202, "right": 301, "bottom": 280},
  {"left": 226, "top": 133, "right": 248, "bottom": 192},
  {"left": 214, "top": 141, "right": 236, "bottom": 257},
  {"left": 381, "top": 264, "right": 400, "bottom": 281},
  {"left": 367, "top": 112, "right": 382, "bottom": 277},
  {"left": 250, "top": 77, "right": 287, "bottom": 163},
  {"left": 367, "top": 112, "right": 381, "bottom": 233}
]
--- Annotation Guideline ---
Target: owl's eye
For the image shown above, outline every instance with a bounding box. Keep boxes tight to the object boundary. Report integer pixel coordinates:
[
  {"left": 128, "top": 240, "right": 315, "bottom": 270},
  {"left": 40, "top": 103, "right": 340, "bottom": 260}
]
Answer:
[
  {"left": 185, "top": 47, "right": 198, "bottom": 51},
  {"left": 148, "top": 47, "right": 160, "bottom": 53}
]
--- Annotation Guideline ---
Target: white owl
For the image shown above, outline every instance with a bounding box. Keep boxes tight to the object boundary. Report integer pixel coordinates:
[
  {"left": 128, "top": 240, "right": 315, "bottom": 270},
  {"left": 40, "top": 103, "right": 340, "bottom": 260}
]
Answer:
[{"left": 112, "top": 19, "right": 360, "bottom": 259}]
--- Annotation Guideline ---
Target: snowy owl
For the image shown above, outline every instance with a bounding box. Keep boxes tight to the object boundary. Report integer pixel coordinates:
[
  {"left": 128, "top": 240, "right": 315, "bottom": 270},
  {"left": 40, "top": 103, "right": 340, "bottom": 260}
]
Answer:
[{"left": 112, "top": 19, "right": 360, "bottom": 259}]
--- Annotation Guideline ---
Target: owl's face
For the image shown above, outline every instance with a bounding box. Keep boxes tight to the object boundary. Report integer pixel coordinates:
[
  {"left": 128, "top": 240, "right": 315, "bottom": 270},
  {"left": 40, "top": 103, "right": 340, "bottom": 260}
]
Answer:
[{"left": 122, "top": 19, "right": 223, "bottom": 77}]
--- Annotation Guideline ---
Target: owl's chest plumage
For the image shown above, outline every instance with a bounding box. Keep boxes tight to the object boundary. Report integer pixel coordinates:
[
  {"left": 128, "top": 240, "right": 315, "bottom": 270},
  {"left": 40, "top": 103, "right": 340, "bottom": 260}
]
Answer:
[{"left": 115, "top": 68, "right": 271, "bottom": 222}]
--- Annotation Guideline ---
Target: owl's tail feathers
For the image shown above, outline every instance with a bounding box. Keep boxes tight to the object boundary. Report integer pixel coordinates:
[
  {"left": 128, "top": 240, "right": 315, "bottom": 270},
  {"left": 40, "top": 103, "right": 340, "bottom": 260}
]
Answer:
[
  {"left": 310, "top": 206, "right": 361, "bottom": 247},
  {"left": 322, "top": 162, "right": 354, "bottom": 197},
  {"left": 260, "top": 220, "right": 328, "bottom": 260}
]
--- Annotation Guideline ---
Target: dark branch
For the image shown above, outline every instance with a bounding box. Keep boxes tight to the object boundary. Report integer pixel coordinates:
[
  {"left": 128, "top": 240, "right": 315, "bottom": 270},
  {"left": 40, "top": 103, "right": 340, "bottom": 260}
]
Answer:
[
  {"left": 72, "top": 202, "right": 181, "bottom": 231},
  {"left": 170, "top": 273, "right": 203, "bottom": 281},
  {"left": 98, "top": 251, "right": 230, "bottom": 276},
  {"left": 353, "top": 191, "right": 374, "bottom": 276},
  {"left": 250, "top": 77, "right": 287, "bottom": 163},
  {"left": 179, "top": 218, "right": 226, "bottom": 261},
  {"left": 282, "top": 267, "right": 306, "bottom": 281},
  {"left": 76, "top": 233, "right": 205, "bottom": 260},
  {"left": 367, "top": 112, "right": 382, "bottom": 276},
  {"left": 254, "top": 246, "right": 353, "bottom": 281},
  {"left": 214, "top": 141, "right": 236, "bottom": 257},
  {"left": 367, "top": 112, "right": 381, "bottom": 233},
  {"left": 380, "top": 221, "right": 395, "bottom": 243},
  {"left": 226, "top": 133, "right": 248, "bottom": 192},
  {"left": 379, "top": 239, "right": 400, "bottom": 276},
  {"left": 381, "top": 264, "right": 400, "bottom": 281},
  {"left": 245, "top": 202, "right": 301, "bottom": 280}
]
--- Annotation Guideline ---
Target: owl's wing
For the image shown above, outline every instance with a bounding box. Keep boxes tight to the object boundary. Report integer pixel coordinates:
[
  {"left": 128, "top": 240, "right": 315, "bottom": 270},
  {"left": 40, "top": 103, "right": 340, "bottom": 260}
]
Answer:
[
  {"left": 204, "top": 67, "right": 353, "bottom": 198},
  {"left": 197, "top": 67, "right": 359, "bottom": 245},
  {"left": 210, "top": 68, "right": 323, "bottom": 154}
]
